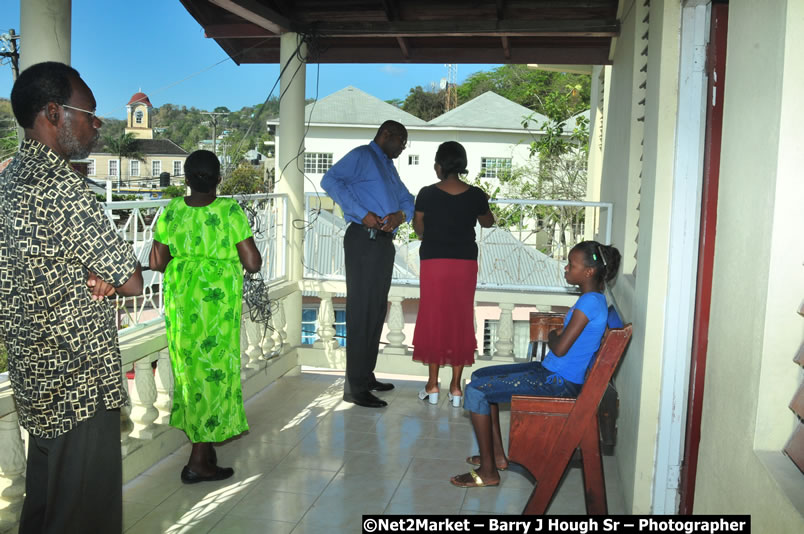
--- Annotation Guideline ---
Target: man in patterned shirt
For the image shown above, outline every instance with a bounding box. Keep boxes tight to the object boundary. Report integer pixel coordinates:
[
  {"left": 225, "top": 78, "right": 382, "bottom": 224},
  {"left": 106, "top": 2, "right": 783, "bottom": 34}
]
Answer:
[{"left": 0, "top": 62, "right": 143, "bottom": 534}]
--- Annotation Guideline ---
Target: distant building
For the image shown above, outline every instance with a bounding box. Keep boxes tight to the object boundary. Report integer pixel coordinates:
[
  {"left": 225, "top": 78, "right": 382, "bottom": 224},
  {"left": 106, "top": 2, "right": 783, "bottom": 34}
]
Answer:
[
  {"left": 266, "top": 86, "right": 586, "bottom": 196},
  {"left": 84, "top": 91, "right": 189, "bottom": 197}
]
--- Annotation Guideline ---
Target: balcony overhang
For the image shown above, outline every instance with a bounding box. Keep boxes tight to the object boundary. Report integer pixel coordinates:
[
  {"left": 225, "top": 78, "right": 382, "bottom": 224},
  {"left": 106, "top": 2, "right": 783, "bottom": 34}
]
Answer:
[{"left": 179, "top": 0, "right": 620, "bottom": 65}]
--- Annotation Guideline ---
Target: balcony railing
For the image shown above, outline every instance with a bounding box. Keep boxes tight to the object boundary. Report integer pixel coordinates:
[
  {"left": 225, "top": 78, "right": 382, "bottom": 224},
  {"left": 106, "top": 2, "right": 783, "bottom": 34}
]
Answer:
[{"left": 97, "top": 194, "right": 289, "bottom": 331}]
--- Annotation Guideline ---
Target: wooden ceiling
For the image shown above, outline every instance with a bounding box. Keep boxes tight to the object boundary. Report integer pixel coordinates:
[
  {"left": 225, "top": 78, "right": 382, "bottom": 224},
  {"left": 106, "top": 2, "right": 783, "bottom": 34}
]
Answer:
[{"left": 179, "top": 0, "right": 620, "bottom": 65}]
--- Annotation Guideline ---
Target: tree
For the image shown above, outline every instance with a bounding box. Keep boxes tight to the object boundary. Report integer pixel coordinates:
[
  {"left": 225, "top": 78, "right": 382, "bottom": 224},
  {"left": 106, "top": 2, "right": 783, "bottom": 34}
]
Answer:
[
  {"left": 0, "top": 98, "right": 18, "bottom": 160},
  {"left": 102, "top": 132, "right": 144, "bottom": 189},
  {"left": 401, "top": 86, "right": 446, "bottom": 121},
  {"left": 458, "top": 65, "right": 591, "bottom": 117},
  {"left": 468, "top": 80, "right": 592, "bottom": 259},
  {"left": 219, "top": 162, "right": 265, "bottom": 195},
  {"left": 161, "top": 185, "right": 185, "bottom": 198}
]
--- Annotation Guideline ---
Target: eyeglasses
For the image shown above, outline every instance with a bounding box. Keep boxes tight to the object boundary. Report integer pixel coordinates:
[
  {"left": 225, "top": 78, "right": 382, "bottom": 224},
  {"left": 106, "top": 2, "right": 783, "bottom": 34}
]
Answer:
[{"left": 61, "top": 103, "right": 100, "bottom": 123}]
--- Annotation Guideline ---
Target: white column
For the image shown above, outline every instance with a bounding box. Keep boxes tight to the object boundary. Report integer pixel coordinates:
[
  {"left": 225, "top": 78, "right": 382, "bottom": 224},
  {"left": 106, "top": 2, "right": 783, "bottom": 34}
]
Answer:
[
  {"left": 494, "top": 302, "right": 515, "bottom": 359},
  {"left": 20, "top": 0, "right": 71, "bottom": 71},
  {"left": 276, "top": 32, "right": 307, "bottom": 351},
  {"left": 0, "top": 412, "right": 26, "bottom": 524},
  {"left": 129, "top": 356, "right": 159, "bottom": 440},
  {"left": 382, "top": 296, "right": 407, "bottom": 355},
  {"left": 313, "top": 291, "right": 339, "bottom": 350}
]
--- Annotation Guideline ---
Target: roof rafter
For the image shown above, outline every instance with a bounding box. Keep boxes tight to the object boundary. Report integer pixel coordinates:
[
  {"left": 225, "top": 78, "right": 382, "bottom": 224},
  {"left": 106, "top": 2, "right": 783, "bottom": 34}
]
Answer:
[
  {"left": 307, "top": 19, "right": 619, "bottom": 39},
  {"left": 208, "top": 0, "right": 292, "bottom": 35}
]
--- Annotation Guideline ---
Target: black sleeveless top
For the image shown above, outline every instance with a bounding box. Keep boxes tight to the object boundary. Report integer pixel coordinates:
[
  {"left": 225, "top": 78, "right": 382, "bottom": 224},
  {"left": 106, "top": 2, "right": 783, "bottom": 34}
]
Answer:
[{"left": 415, "top": 184, "right": 490, "bottom": 260}]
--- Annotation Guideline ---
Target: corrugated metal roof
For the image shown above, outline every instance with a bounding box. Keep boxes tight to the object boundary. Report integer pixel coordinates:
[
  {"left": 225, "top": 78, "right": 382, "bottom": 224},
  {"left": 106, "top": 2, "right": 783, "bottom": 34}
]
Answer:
[
  {"left": 476, "top": 227, "right": 573, "bottom": 290},
  {"left": 428, "top": 91, "right": 548, "bottom": 131},
  {"left": 303, "top": 208, "right": 420, "bottom": 284},
  {"left": 304, "top": 208, "right": 574, "bottom": 294}
]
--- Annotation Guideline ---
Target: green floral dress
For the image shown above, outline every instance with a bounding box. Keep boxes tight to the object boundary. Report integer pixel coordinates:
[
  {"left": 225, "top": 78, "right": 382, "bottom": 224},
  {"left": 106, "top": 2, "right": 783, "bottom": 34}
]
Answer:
[{"left": 154, "top": 197, "right": 253, "bottom": 443}]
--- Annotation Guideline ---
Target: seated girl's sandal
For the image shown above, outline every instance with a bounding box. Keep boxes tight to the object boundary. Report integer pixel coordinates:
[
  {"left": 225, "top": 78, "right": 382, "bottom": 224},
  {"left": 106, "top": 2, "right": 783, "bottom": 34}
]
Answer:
[{"left": 449, "top": 469, "right": 499, "bottom": 488}]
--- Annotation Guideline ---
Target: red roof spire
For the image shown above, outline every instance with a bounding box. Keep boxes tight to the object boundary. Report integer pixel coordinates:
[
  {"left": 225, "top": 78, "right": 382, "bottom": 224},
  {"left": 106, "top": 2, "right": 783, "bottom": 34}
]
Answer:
[{"left": 128, "top": 92, "right": 152, "bottom": 107}]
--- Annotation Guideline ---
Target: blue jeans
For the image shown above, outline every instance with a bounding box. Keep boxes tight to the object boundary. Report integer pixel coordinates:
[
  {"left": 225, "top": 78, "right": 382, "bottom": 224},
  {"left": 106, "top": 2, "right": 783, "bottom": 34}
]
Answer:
[{"left": 463, "top": 361, "right": 581, "bottom": 415}]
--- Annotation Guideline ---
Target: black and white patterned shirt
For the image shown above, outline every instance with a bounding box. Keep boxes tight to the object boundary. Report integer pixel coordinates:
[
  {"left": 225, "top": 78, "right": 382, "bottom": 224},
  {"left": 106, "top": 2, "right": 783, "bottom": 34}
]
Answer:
[{"left": 0, "top": 139, "right": 137, "bottom": 438}]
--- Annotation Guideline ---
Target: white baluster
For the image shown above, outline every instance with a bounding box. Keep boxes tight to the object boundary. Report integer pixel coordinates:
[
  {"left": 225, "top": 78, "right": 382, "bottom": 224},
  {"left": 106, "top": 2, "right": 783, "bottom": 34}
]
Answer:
[
  {"left": 243, "top": 308, "right": 263, "bottom": 367},
  {"left": 129, "top": 356, "right": 159, "bottom": 440},
  {"left": 240, "top": 315, "right": 250, "bottom": 379},
  {"left": 494, "top": 302, "right": 515, "bottom": 359},
  {"left": 120, "top": 368, "right": 135, "bottom": 455},
  {"left": 0, "top": 412, "right": 26, "bottom": 524},
  {"left": 382, "top": 296, "right": 407, "bottom": 355},
  {"left": 473, "top": 299, "right": 480, "bottom": 359},
  {"left": 259, "top": 319, "right": 275, "bottom": 359},
  {"left": 271, "top": 298, "right": 286, "bottom": 356},
  {"left": 153, "top": 349, "right": 173, "bottom": 425},
  {"left": 314, "top": 291, "right": 339, "bottom": 350}
]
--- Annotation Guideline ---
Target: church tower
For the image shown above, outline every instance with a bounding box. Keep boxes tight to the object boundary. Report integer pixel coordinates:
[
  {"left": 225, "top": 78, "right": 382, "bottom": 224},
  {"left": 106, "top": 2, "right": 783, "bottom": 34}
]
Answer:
[{"left": 125, "top": 92, "right": 154, "bottom": 139}]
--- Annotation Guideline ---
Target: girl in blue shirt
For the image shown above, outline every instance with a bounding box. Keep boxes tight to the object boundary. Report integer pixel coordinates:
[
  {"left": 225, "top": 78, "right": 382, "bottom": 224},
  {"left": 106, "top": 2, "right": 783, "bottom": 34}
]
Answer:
[{"left": 451, "top": 241, "right": 621, "bottom": 488}]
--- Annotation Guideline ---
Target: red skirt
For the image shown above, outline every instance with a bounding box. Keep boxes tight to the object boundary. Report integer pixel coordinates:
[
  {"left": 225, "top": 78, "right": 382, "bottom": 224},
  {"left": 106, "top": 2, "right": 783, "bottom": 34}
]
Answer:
[{"left": 412, "top": 258, "right": 478, "bottom": 366}]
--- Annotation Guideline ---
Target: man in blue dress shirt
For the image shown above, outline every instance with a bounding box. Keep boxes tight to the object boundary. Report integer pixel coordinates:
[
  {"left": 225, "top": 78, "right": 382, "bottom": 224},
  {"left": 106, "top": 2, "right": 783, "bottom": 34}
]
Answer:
[{"left": 321, "top": 120, "right": 415, "bottom": 408}]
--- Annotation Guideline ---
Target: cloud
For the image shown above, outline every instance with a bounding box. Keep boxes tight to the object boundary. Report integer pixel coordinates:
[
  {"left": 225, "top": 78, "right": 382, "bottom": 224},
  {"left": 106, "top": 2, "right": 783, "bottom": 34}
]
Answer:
[{"left": 379, "top": 65, "right": 407, "bottom": 76}]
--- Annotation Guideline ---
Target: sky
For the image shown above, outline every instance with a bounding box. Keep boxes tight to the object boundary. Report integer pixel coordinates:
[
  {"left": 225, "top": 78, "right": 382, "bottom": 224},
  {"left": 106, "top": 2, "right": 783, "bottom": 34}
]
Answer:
[{"left": 0, "top": 1, "right": 501, "bottom": 120}]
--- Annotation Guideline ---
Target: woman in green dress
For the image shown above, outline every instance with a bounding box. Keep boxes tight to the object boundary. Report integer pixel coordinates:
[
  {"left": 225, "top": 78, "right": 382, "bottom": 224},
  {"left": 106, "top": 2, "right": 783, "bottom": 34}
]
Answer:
[{"left": 149, "top": 150, "right": 262, "bottom": 483}]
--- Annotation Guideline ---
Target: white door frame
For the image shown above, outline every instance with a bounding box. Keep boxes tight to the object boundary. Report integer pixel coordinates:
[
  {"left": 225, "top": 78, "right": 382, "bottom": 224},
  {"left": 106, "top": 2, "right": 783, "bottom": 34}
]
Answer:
[{"left": 652, "top": 0, "right": 711, "bottom": 514}]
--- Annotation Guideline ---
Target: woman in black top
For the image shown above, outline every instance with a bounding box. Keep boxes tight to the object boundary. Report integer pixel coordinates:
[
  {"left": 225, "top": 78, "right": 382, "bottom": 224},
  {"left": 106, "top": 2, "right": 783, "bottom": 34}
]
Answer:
[{"left": 412, "top": 141, "right": 495, "bottom": 406}]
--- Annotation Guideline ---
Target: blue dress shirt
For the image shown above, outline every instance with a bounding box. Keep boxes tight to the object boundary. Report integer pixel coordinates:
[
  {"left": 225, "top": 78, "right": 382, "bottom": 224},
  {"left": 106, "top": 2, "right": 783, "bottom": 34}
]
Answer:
[{"left": 320, "top": 141, "right": 414, "bottom": 229}]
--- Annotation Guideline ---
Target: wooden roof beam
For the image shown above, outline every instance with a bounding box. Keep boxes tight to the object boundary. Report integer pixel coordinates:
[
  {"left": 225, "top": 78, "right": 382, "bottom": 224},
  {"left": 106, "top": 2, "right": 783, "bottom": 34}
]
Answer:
[
  {"left": 501, "top": 36, "right": 511, "bottom": 59},
  {"left": 205, "top": 22, "right": 278, "bottom": 38},
  {"left": 208, "top": 0, "right": 292, "bottom": 35},
  {"left": 307, "top": 19, "right": 619, "bottom": 38}
]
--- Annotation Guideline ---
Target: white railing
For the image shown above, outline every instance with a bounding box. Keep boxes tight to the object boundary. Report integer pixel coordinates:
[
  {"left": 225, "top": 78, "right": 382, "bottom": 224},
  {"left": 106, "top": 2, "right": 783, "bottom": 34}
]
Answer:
[
  {"left": 102, "top": 193, "right": 289, "bottom": 331},
  {"left": 303, "top": 193, "right": 612, "bottom": 292}
]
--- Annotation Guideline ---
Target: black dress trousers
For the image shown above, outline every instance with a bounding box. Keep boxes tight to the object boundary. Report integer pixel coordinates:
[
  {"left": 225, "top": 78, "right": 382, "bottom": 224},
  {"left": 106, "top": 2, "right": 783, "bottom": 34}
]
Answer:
[{"left": 343, "top": 223, "right": 396, "bottom": 395}]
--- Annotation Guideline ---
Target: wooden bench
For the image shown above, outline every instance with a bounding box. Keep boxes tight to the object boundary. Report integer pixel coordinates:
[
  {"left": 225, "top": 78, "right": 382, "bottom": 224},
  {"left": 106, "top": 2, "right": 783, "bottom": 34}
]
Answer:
[{"left": 508, "top": 324, "right": 632, "bottom": 514}]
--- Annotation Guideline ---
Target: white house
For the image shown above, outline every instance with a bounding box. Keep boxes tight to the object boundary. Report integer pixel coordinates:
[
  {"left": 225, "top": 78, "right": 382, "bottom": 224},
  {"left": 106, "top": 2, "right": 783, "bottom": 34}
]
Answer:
[{"left": 266, "top": 86, "right": 577, "bottom": 196}]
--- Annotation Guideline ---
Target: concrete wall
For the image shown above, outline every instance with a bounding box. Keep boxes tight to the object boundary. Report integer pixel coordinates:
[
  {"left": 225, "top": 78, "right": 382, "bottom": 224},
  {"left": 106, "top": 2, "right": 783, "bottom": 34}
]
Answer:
[{"left": 694, "top": 0, "right": 804, "bottom": 529}]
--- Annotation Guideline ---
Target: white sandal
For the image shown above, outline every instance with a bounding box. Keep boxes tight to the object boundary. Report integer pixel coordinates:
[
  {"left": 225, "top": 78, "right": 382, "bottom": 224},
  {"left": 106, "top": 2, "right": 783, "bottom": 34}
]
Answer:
[
  {"left": 418, "top": 388, "right": 439, "bottom": 405},
  {"left": 448, "top": 392, "right": 462, "bottom": 407}
]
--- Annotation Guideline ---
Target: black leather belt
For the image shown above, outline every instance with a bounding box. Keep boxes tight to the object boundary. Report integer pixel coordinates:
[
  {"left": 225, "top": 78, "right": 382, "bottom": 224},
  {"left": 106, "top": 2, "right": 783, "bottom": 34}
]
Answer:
[{"left": 358, "top": 224, "right": 394, "bottom": 240}]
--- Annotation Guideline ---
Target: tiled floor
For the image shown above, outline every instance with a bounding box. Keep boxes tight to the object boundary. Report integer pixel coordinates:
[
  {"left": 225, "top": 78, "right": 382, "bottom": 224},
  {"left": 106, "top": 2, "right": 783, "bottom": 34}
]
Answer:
[{"left": 122, "top": 371, "right": 626, "bottom": 533}]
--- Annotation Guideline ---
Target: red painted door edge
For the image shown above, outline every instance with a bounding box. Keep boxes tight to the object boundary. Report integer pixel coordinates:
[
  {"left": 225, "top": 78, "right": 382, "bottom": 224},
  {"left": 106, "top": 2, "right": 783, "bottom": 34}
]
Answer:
[{"left": 678, "top": 1, "right": 729, "bottom": 515}]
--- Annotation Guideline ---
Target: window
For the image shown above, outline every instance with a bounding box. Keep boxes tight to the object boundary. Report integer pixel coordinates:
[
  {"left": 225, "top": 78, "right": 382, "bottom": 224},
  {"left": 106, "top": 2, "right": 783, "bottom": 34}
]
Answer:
[
  {"left": 130, "top": 160, "right": 140, "bottom": 177},
  {"left": 301, "top": 307, "right": 346, "bottom": 346},
  {"left": 152, "top": 160, "right": 161, "bottom": 176},
  {"left": 480, "top": 157, "right": 512, "bottom": 179},
  {"left": 87, "top": 159, "right": 95, "bottom": 176},
  {"left": 408, "top": 155, "right": 419, "bottom": 166},
  {"left": 108, "top": 160, "right": 118, "bottom": 177},
  {"left": 304, "top": 153, "right": 333, "bottom": 174},
  {"left": 173, "top": 161, "right": 183, "bottom": 177},
  {"left": 135, "top": 110, "right": 143, "bottom": 124}
]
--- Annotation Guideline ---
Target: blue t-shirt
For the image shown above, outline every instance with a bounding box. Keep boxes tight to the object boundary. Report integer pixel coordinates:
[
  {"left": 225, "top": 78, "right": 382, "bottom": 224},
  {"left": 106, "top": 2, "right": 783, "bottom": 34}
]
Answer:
[{"left": 542, "top": 292, "right": 608, "bottom": 384}]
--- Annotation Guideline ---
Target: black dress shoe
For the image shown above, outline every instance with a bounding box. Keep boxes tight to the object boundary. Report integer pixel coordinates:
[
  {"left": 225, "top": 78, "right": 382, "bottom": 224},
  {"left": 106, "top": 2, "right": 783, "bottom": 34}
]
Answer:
[
  {"left": 343, "top": 391, "right": 388, "bottom": 408},
  {"left": 181, "top": 465, "right": 234, "bottom": 484},
  {"left": 369, "top": 380, "right": 395, "bottom": 392}
]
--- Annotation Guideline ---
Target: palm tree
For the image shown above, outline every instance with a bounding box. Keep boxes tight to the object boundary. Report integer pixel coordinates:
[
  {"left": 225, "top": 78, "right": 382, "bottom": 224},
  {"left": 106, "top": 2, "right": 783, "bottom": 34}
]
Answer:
[{"left": 103, "top": 132, "right": 144, "bottom": 190}]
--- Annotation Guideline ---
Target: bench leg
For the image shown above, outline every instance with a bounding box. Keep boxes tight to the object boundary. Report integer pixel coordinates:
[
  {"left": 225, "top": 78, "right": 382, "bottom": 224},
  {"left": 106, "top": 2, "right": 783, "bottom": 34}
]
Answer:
[{"left": 581, "top": 418, "right": 607, "bottom": 514}]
